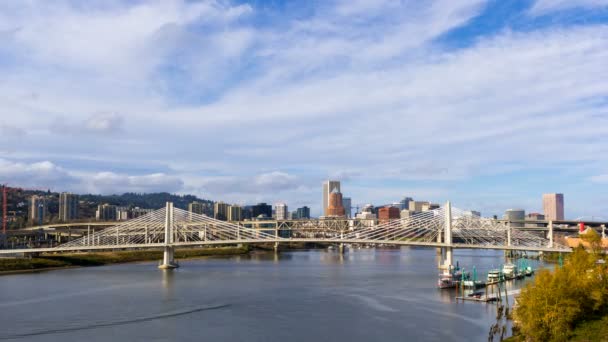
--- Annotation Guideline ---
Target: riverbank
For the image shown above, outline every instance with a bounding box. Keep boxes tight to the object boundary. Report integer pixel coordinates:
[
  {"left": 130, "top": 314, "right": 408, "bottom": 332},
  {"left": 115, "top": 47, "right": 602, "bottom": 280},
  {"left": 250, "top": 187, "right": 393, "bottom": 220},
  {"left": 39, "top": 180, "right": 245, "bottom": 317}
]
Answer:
[
  {"left": 506, "top": 314, "right": 608, "bottom": 341},
  {"left": 0, "top": 245, "right": 250, "bottom": 274}
]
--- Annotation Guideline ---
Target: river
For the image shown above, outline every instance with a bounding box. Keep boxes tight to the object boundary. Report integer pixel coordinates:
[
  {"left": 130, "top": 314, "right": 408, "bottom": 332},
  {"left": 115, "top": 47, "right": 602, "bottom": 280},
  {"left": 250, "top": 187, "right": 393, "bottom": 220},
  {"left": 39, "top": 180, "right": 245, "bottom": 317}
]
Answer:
[{"left": 0, "top": 248, "right": 541, "bottom": 341}]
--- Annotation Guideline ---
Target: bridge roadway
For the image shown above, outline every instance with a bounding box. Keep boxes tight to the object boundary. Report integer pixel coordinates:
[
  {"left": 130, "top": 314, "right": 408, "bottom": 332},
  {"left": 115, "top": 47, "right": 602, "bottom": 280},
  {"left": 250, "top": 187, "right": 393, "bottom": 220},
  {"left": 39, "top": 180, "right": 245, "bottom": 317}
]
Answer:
[{"left": 0, "top": 238, "right": 572, "bottom": 255}]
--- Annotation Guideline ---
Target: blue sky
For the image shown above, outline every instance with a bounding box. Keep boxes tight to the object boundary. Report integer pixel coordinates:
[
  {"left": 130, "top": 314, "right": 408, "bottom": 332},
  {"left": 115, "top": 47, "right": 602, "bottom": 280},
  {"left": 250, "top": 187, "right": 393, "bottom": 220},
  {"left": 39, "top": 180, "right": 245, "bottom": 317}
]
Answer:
[{"left": 1, "top": 0, "right": 608, "bottom": 218}]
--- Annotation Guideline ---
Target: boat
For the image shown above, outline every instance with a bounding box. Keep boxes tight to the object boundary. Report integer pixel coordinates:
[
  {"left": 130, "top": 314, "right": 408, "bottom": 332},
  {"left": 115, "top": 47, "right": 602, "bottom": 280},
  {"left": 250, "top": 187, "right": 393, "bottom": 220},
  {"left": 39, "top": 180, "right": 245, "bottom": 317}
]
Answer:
[
  {"left": 437, "top": 273, "right": 458, "bottom": 289},
  {"left": 502, "top": 263, "right": 517, "bottom": 279},
  {"left": 487, "top": 269, "right": 503, "bottom": 284}
]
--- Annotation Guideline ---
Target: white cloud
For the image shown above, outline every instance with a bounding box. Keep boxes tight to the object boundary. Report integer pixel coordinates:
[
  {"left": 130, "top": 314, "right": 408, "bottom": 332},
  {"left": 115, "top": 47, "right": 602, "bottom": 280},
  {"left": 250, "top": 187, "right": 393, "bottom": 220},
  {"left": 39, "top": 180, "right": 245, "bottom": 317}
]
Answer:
[
  {"left": 589, "top": 174, "right": 608, "bottom": 183},
  {"left": 529, "top": 0, "right": 608, "bottom": 15},
  {"left": 0, "top": 159, "right": 76, "bottom": 189}
]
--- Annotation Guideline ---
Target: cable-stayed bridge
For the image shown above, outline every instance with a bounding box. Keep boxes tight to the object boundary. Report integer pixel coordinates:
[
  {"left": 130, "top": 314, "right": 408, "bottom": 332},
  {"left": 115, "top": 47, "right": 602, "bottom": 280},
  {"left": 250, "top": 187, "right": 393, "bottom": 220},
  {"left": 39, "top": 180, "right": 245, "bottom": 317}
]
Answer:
[{"left": 0, "top": 202, "right": 571, "bottom": 268}]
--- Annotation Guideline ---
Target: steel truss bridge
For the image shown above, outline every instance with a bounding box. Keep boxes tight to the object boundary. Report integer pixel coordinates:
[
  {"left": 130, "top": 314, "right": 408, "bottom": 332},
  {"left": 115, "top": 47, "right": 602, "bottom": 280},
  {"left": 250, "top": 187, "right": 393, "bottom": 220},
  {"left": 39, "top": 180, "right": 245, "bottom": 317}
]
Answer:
[{"left": 0, "top": 202, "right": 572, "bottom": 269}]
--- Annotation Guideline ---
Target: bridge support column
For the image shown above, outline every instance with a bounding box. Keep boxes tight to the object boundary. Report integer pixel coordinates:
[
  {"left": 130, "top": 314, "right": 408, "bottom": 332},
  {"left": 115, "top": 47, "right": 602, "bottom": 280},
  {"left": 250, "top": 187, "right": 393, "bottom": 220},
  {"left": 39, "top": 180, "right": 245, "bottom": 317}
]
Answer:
[
  {"left": 159, "top": 202, "right": 179, "bottom": 270},
  {"left": 444, "top": 201, "right": 453, "bottom": 269},
  {"left": 548, "top": 221, "right": 554, "bottom": 249}
]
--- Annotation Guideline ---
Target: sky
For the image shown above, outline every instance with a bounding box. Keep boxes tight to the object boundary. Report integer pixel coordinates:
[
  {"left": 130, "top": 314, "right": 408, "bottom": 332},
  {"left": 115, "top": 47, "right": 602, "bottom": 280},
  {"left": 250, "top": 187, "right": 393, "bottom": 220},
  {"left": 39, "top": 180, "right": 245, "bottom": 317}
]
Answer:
[{"left": 0, "top": 0, "right": 607, "bottom": 218}]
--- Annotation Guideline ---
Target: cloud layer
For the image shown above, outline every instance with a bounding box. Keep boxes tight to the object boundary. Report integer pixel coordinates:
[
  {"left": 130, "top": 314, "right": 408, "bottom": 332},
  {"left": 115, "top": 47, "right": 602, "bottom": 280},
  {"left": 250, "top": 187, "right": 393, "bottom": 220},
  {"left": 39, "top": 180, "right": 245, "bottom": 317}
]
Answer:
[{"left": 1, "top": 0, "right": 607, "bottom": 217}]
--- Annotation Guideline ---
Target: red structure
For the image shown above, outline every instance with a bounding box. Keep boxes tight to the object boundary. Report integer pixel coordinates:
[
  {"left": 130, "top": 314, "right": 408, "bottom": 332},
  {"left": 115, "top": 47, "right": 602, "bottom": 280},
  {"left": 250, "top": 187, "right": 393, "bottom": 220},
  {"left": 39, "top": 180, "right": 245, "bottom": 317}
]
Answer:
[
  {"left": 378, "top": 206, "right": 400, "bottom": 223},
  {"left": 325, "top": 189, "right": 345, "bottom": 217},
  {"left": 579, "top": 222, "right": 586, "bottom": 233}
]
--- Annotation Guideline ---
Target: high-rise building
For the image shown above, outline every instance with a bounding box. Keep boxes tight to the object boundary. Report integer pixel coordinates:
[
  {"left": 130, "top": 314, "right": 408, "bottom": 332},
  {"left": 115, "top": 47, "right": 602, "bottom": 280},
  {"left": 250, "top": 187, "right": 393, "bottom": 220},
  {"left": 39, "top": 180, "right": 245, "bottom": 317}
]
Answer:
[
  {"left": 116, "top": 206, "right": 130, "bottom": 220},
  {"left": 542, "top": 193, "right": 564, "bottom": 221},
  {"left": 275, "top": 203, "right": 288, "bottom": 220},
  {"left": 325, "top": 189, "right": 345, "bottom": 217},
  {"left": 296, "top": 206, "right": 311, "bottom": 219},
  {"left": 399, "top": 197, "right": 413, "bottom": 210},
  {"left": 252, "top": 203, "right": 272, "bottom": 219},
  {"left": 28, "top": 195, "right": 48, "bottom": 224},
  {"left": 378, "top": 206, "right": 400, "bottom": 223},
  {"left": 408, "top": 201, "right": 429, "bottom": 212},
  {"left": 131, "top": 207, "right": 153, "bottom": 219},
  {"left": 228, "top": 205, "right": 242, "bottom": 221},
  {"left": 58, "top": 192, "right": 79, "bottom": 222},
  {"left": 322, "top": 180, "right": 340, "bottom": 215},
  {"left": 214, "top": 202, "right": 229, "bottom": 221},
  {"left": 342, "top": 197, "right": 352, "bottom": 218},
  {"left": 96, "top": 204, "right": 117, "bottom": 221},
  {"left": 188, "top": 201, "right": 204, "bottom": 215}
]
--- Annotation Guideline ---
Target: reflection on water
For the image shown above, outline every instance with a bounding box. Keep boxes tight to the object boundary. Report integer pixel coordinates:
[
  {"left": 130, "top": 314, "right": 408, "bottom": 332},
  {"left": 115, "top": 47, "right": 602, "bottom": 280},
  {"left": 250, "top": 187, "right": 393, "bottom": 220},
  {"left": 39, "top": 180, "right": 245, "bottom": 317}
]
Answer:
[{"left": 0, "top": 248, "right": 540, "bottom": 342}]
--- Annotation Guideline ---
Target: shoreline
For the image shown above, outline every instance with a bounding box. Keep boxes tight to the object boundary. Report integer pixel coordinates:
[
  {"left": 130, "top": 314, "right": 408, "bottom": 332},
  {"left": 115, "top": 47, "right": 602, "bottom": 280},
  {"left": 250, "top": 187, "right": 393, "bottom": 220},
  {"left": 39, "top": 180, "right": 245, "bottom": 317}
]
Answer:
[{"left": 0, "top": 246, "right": 251, "bottom": 275}]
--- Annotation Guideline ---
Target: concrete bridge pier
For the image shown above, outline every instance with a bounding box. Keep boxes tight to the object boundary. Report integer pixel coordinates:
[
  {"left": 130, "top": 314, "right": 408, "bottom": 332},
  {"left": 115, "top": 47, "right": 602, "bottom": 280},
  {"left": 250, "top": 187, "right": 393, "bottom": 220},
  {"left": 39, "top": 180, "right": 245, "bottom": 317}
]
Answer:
[
  {"left": 159, "top": 246, "right": 178, "bottom": 270},
  {"left": 159, "top": 202, "right": 179, "bottom": 270}
]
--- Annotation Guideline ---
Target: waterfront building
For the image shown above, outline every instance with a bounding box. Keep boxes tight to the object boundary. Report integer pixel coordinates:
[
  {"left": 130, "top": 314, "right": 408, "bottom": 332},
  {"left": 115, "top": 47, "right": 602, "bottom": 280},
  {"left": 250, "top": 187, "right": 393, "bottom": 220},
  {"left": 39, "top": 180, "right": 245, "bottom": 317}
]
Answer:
[
  {"left": 400, "top": 209, "right": 413, "bottom": 218},
  {"left": 504, "top": 209, "right": 525, "bottom": 228},
  {"left": 322, "top": 180, "right": 340, "bottom": 215},
  {"left": 296, "top": 206, "right": 311, "bottom": 219},
  {"left": 356, "top": 211, "right": 376, "bottom": 227},
  {"left": 342, "top": 197, "right": 352, "bottom": 218},
  {"left": 252, "top": 203, "right": 272, "bottom": 218},
  {"left": 28, "top": 195, "right": 48, "bottom": 224},
  {"left": 274, "top": 203, "right": 288, "bottom": 220},
  {"left": 228, "top": 205, "right": 242, "bottom": 222},
  {"left": 58, "top": 192, "right": 79, "bottom": 222},
  {"left": 214, "top": 202, "right": 229, "bottom": 221},
  {"left": 543, "top": 193, "right": 564, "bottom": 221},
  {"left": 325, "top": 189, "right": 345, "bottom": 217},
  {"left": 96, "top": 204, "right": 117, "bottom": 221},
  {"left": 378, "top": 206, "right": 400, "bottom": 223}
]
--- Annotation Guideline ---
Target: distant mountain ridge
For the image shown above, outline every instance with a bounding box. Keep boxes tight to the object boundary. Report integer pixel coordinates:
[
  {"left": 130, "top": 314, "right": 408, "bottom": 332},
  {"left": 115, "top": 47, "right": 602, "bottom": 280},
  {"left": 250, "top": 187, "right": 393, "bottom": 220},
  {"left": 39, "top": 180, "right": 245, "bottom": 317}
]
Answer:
[{"left": 79, "top": 192, "right": 213, "bottom": 210}]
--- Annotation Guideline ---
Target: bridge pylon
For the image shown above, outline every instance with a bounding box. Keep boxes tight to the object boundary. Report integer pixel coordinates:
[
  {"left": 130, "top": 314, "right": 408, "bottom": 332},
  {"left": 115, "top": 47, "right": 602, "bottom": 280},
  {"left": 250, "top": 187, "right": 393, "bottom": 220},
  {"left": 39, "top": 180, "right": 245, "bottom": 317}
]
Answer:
[
  {"left": 159, "top": 202, "right": 179, "bottom": 270},
  {"left": 443, "top": 201, "right": 453, "bottom": 270}
]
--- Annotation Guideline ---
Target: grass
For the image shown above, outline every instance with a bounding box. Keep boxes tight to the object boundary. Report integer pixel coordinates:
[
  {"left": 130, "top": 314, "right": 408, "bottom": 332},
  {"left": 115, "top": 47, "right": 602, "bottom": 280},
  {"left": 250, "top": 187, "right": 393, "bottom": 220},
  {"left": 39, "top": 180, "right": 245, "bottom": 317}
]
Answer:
[{"left": 0, "top": 245, "right": 250, "bottom": 273}]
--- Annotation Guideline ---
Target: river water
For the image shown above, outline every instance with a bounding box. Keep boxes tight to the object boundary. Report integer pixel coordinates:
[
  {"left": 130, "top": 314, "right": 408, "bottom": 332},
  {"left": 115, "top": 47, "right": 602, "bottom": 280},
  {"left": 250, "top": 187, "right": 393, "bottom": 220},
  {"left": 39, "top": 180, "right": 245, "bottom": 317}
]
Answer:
[{"left": 0, "top": 248, "right": 541, "bottom": 341}]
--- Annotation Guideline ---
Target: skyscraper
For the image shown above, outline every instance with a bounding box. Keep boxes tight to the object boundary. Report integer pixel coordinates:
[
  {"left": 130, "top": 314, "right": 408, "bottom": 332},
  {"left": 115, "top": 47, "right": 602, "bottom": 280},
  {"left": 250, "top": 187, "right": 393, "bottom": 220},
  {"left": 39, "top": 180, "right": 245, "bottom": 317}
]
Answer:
[
  {"left": 543, "top": 193, "right": 564, "bottom": 221},
  {"left": 275, "top": 203, "right": 288, "bottom": 220},
  {"left": 296, "top": 206, "right": 311, "bottom": 219},
  {"left": 342, "top": 197, "right": 352, "bottom": 218},
  {"left": 214, "top": 202, "right": 229, "bottom": 221},
  {"left": 188, "top": 201, "right": 204, "bottom": 215},
  {"left": 227, "top": 205, "right": 242, "bottom": 221},
  {"left": 59, "top": 192, "right": 79, "bottom": 222},
  {"left": 325, "top": 189, "right": 345, "bottom": 217},
  {"left": 322, "top": 180, "right": 340, "bottom": 215},
  {"left": 28, "top": 195, "right": 48, "bottom": 224}
]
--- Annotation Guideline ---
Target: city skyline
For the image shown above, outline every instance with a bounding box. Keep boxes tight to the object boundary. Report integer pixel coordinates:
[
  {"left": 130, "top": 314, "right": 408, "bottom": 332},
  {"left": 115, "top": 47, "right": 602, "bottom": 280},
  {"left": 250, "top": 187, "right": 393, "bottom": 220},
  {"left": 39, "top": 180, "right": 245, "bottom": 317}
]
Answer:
[{"left": 0, "top": 1, "right": 607, "bottom": 218}]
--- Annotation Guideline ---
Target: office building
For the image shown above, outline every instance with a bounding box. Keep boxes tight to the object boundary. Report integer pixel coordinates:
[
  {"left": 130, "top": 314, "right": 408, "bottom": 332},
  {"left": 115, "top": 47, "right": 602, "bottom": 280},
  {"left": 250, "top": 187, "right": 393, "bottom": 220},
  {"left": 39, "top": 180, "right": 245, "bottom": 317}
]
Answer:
[
  {"left": 342, "top": 197, "right": 352, "bottom": 218},
  {"left": 28, "top": 195, "right": 48, "bottom": 224},
  {"left": 322, "top": 180, "right": 341, "bottom": 215},
  {"left": 228, "top": 205, "right": 242, "bottom": 222},
  {"left": 116, "top": 206, "right": 130, "bottom": 220},
  {"left": 325, "top": 189, "right": 345, "bottom": 217},
  {"left": 527, "top": 212, "right": 545, "bottom": 228},
  {"left": 504, "top": 209, "right": 525, "bottom": 228},
  {"left": 214, "top": 202, "right": 229, "bottom": 221},
  {"left": 252, "top": 203, "right": 272, "bottom": 219},
  {"left": 275, "top": 203, "right": 288, "bottom": 220},
  {"left": 58, "top": 192, "right": 79, "bottom": 222},
  {"left": 409, "top": 201, "right": 429, "bottom": 212},
  {"left": 543, "top": 193, "right": 564, "bottom": 221},
  {"left": 378, "top": 206, "right": 400, "bottom": 223},
  {"left": 131, "top": 207, "right": 153, "bottom": 219},
  {"left": 296, "top": 206, "right": 311, "bottom": 219}
]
